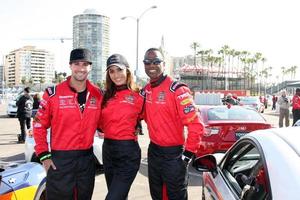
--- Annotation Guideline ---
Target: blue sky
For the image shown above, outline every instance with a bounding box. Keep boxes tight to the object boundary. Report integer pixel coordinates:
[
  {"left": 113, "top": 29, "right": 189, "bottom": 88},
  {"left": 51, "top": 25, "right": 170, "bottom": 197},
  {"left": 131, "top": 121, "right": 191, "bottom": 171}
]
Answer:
[{"left": 1, "top": 0, "right": 300, "bottom": 81}]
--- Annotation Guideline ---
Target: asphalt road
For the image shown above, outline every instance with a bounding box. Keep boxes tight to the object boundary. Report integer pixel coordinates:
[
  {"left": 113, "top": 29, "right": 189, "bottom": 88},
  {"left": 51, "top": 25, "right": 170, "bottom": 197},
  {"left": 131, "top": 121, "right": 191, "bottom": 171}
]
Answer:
[{"left": 0, "top": 102, "right": 280, "bottom": 199}]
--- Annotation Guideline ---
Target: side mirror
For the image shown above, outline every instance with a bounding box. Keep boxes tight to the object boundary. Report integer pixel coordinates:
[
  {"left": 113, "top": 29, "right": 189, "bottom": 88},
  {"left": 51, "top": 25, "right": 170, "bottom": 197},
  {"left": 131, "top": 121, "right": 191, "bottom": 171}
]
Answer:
[{"left": 193, "top": 155, "right": 218, "bottom": 177}]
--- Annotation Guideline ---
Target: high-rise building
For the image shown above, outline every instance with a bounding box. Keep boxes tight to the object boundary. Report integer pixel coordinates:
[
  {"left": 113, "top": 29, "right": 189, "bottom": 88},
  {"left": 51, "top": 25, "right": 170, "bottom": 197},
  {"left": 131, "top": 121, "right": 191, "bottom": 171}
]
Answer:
[
  {"left": 4, "top": 46, "right": 55, "bottom": 86},
  {"left": 73, "top": 9, "right": 110, "bottom": 84},
  {"left": 0, "top": 64, "right": 4, "bottom": 94}
]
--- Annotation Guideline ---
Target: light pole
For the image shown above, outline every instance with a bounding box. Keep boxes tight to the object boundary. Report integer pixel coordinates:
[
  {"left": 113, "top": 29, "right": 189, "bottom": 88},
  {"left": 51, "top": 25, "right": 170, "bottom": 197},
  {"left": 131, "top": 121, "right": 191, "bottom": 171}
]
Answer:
[{"left": 121, "top": 5, "right": 157, "bottom": 82}]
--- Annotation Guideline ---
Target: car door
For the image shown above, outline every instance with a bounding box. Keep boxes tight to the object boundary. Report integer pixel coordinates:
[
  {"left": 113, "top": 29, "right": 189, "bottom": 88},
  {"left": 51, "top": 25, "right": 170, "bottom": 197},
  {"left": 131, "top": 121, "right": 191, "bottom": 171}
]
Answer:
[{"left": 203, "top": 139, "right": 271, "bottom": 200}]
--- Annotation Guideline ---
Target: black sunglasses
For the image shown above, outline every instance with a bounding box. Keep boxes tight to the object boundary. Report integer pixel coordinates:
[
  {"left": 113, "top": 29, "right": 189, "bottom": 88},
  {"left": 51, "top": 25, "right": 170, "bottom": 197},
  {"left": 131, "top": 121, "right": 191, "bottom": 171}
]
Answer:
[{"left": 143, "top": 59, "right": 163, "bottom": 65}]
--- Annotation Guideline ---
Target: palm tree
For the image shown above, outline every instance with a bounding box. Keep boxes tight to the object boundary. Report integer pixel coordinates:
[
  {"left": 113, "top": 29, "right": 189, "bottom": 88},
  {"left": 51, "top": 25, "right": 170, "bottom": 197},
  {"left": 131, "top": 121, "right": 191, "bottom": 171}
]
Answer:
[
  {"left": 218, "top": 45, "right": 230, "bottom": 90},
  {"left": 240, "top": 51, "right": 250, "bottom": 90},
  {"left": 281, "top": 66, "right": 286, "bottom": 82},
  {"left": 227, "top": 48, "right": 236, "bottom": 89},
  {"left": 291, "top": 66, "right": 298, "bottom": 79},
  {"left": 190, "top": 42, "right": 200, "bottom": 67}
]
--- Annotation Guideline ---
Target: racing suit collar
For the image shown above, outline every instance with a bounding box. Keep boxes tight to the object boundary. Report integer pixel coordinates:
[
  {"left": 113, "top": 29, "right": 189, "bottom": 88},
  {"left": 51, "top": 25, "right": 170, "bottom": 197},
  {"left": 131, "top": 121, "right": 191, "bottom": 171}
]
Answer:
[
  {"left": 150, "top": 74, "right": 167, "bottom": 88},
  {"left": 116, "top": 84, "right": 128, "bottom": 91}
]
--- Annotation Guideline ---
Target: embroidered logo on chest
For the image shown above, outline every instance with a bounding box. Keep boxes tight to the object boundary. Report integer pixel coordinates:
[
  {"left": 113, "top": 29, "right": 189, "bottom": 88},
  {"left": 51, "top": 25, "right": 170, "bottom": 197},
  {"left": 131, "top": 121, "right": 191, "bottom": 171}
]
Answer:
[
  {"left": 156, "top": 91, "right": 166, "bottom": 104},
  {"left": 90, "top": 97, "right": 96, "bottom": 105},
  {"left": 124, "top": 95, "right": 135, "bottom": 104}
]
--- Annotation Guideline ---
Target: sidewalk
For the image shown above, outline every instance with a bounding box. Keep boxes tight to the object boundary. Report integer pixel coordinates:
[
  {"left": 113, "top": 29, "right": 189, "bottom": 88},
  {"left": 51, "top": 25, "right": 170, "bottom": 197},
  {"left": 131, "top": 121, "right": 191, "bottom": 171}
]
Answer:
[{"left": 264, "top": 107, "right": 293, "bottom": 119}]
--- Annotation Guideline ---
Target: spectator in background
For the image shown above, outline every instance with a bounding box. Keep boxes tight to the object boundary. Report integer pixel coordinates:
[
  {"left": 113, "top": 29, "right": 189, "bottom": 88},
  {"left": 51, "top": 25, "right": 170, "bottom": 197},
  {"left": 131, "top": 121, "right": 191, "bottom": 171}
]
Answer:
[
  {"left": 32, "top": 93, "right": 41, "bottom": 118},
  {"left": 16, "top": 87, "right": 33, "bottom": 143},
  {"left": 272, "top": 95, "right": 277, "bottom": 110},
  {"left": 277, "top": 90, "right": 290, "bottom": 127},
  {"left": 263, "top": 96, "right": 268, "bottom": 109},
  {"left": 223, "top": 93, "right": 239, "bottom": 105},
  {"left": 292, "top": 88, "right": 300, "bottom": 125}
]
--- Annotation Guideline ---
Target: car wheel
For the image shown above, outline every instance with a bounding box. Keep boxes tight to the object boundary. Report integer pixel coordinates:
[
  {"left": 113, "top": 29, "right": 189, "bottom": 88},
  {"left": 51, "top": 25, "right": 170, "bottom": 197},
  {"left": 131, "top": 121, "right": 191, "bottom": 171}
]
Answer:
[{"left": 34, "top": 181, "right": 46, "bottom": 200}]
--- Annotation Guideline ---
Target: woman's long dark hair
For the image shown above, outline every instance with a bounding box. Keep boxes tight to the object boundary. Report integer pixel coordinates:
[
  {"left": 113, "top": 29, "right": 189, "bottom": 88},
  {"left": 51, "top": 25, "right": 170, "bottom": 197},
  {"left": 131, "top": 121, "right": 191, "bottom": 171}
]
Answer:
[{"left": 101, "top": 68, "right": 139, "bottom": 108}]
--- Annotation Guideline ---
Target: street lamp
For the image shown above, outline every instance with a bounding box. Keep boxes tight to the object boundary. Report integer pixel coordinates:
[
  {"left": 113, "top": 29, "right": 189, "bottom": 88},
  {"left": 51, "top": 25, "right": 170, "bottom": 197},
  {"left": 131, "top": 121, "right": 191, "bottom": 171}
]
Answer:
[{"left": 121, "top": 5, "right": 157, "bottom": 82}]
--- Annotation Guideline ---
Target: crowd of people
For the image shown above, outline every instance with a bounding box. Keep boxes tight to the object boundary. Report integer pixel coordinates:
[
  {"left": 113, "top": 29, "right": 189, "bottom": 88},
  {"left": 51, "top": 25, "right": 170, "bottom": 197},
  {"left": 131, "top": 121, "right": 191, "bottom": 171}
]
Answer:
[
  {"left": 16, "top": 47, "right": 299, "bottom": 200},
  {"left": 221, "top": 90, "right": 300, "bottom": 128}
]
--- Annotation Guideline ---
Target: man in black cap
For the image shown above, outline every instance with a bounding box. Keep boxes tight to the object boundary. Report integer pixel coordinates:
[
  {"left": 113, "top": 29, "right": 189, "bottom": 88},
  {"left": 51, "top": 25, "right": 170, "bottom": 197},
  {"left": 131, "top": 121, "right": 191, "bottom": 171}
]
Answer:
[
  {"left": 33, "top": 48, "right": 103, "bottom": 200},
  {"left": 16, "top": 87, "right": 33, "bottom": 143}
]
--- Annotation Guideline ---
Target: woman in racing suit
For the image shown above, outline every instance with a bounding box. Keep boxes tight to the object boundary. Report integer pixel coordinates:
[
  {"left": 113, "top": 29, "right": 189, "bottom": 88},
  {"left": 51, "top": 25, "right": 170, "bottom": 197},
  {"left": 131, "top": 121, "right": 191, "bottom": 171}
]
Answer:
[{"left": 100, "top": 54, "right": 144, "bottom": 200}]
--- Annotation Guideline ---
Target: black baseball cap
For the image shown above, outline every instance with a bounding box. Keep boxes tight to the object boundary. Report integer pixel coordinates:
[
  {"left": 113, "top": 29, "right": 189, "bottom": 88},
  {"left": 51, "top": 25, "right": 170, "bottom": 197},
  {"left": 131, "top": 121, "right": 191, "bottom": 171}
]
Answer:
[
  {"left": 69, "top": 48, "right": 92, "bottom": 64},
  {"left": 106, "top": 54, "right": 129, "bottom": 70}
]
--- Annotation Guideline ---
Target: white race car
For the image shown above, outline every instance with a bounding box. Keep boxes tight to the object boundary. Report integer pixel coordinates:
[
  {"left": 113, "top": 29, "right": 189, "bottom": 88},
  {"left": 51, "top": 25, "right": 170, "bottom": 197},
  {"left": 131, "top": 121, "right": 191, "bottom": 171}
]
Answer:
[{"left": 25, "top": 129, "right": 104, "bottom": 172}]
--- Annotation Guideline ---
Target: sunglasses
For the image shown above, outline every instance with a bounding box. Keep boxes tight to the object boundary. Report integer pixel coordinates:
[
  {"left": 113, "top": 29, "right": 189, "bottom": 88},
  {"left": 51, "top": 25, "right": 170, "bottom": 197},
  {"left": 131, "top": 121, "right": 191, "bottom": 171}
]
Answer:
[{"left": 143, "top": 59, "right": 163, "bottom": 65}]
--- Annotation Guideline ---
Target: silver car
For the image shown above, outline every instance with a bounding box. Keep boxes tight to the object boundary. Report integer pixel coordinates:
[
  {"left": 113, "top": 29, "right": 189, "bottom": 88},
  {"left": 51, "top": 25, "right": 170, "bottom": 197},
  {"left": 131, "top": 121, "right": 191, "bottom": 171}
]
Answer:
[
  {"left": 194, "top": 127, "right": 300, "bottom": 200},
  {"left": 25, "top": 129, "right": 104, "bottom": 171}
]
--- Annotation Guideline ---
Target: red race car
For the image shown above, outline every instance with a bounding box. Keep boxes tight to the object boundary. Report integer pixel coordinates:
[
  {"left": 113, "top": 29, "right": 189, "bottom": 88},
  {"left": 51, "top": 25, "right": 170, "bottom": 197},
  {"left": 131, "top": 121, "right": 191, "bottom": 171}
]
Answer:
[{"left": 196, "top": 105, "right": 272, "bottom": 157}]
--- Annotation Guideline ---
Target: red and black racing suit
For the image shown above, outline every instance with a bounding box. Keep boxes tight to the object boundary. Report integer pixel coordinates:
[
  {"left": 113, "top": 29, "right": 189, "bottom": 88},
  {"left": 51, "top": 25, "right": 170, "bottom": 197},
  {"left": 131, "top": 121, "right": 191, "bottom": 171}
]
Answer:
[
  {"left": 143, "top": 75, "right": 204, "bottom": 200},
  {"left": 33, "top": 77, "right": 102, "bottom": 200},
  {"left": 100, "top": 87, "right": 144, "bottom": 199},
  {"left": 292, "top": 94, "right": 300, "bottom": 125}
]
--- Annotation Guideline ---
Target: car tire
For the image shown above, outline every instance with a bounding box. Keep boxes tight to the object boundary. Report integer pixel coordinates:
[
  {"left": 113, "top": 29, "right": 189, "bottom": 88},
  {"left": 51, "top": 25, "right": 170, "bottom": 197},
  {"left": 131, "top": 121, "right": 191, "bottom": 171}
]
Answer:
[{"left": 34, "top": 181, "right": 46, "bottom": 200}]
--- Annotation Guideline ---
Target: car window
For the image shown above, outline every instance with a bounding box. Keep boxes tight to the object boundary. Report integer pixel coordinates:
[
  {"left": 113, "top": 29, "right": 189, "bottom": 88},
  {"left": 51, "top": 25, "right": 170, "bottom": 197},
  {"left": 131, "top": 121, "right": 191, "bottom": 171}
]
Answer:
[
  {"left": 240, "top": 97, "right": 260, "bottom": 104},
  {"left": 221, "top": 142, "right": 270, "bottom": 200},
  {"left": 207, "top": 107, "right": 265, "bottom": 121}
]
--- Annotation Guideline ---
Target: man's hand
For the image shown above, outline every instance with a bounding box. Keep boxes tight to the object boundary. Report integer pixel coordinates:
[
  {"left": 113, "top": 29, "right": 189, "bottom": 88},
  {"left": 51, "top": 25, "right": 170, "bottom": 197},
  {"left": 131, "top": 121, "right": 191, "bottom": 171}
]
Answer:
[{"left": 42, "top": 159, "right": 56, "bottom": 172}]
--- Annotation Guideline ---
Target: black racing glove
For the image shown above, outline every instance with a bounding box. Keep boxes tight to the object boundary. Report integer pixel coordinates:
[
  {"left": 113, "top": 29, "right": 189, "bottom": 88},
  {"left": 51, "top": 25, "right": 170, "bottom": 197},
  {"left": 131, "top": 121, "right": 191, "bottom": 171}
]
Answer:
[{"left": 182, "top": 150, "right": 194, "bottom": 165}]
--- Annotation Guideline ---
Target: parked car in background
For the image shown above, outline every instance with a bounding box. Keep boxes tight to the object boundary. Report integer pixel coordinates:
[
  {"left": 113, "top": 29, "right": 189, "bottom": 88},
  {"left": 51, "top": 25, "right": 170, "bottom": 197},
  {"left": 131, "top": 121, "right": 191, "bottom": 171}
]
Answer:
[
  {"left": 6, "top": 98, "right": 18, "bottom": 117},
  {"left": 0, "top": 161, "right": 46, "bottom": 200},
  {"left": 196, "top": 105, "right": 272, "bottom": 157},
  {"left": 239, "top": 96, "right": 265, "bottom": 113},
  {"left": 6, "top": 92, "right": 42, "bottom": 117},
  {"left": 194, "top": 127, "right": 300, "bottom": 200},
  {"left": 25, "top": 129, "right": 104, "bottom": 172}
]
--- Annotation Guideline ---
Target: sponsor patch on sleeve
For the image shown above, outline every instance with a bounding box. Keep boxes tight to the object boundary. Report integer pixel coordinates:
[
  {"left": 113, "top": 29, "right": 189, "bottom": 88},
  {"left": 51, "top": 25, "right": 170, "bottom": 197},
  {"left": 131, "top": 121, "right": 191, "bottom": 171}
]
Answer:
[
  {"left": 183, "top": 104, "right": 195, "bottom": 114},
  {"left": 46, "top": 86, "right": 56, "bottom": 97},
  {"left": 33, "top": 121, "right": 42, "bottom": 127},
  {"left": 177, "top": 92, "right": 190, "bottom": 100},
  {"left": 180, "top": 98, "right": 192, "bottom": 105},
  {"left": 139, "top": 88, "right": 146, "bottom": 98},
  {"left": 170, "top": 81, "right": 187, "bottom": 92}
]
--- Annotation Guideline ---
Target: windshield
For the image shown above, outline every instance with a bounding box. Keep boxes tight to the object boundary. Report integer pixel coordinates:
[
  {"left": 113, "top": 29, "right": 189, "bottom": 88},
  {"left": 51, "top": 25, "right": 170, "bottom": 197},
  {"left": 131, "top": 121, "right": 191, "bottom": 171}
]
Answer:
[
  {"left": 207, "top": 107, "right": 265, "bottom": 121},
  {"left": 240, "top": 97, "right": 259, "bottom": 103}
]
